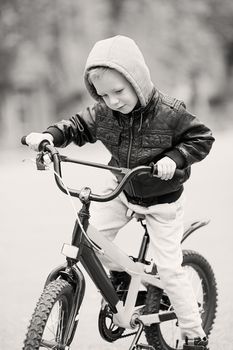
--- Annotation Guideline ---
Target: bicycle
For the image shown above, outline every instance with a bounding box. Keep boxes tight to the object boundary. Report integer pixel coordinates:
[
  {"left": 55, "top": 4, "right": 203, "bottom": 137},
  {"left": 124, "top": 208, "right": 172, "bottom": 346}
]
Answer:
[{"left": 21, "top": 138, "right": 217, "bottom": 350}]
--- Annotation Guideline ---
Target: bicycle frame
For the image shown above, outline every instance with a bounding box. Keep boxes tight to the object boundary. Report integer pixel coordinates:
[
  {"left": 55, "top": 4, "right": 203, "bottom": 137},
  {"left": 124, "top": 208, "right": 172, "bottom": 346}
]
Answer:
[
  {"left": 85, "top": 223, "right": 166, "bottom": 328},
  {"left": 34, "top": 143, "right": 209, "bottom": 346},
  {"left": 46, "top": 197, "right": 174, "bottom": 335},
  {"left": 45, "top": 204, "right": 209, "bottom": 347}
]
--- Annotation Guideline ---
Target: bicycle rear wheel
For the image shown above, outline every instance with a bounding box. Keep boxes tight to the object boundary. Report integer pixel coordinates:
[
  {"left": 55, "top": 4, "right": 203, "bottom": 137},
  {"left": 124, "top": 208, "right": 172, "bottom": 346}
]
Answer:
[
  {"left": 144, "top": 249, "right": 218, "bottom": 350},
  {"left": 23, "top": 279, "right": 75, "bottom": 350}
]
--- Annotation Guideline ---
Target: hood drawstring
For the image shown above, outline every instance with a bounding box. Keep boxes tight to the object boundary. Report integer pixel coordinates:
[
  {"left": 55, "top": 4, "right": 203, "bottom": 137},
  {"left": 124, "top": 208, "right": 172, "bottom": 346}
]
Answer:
[
  {"left": 136, "top": 88, "right": 157, "bottom": 132},
  {"left": 137, "top": 111, "right": 152, "bottom": 131},
  {"left": 138, "top": 112, "right": 143, "bottom": 132},
  {"left": 115, "top": 112, "right": 123, "bottom": 128}
]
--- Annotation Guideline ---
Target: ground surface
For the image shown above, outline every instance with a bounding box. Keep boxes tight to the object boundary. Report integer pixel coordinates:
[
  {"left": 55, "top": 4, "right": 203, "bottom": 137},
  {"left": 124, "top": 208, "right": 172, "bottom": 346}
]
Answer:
[{"left": 0, "top": 130, "right": 232, "bottom": 349}]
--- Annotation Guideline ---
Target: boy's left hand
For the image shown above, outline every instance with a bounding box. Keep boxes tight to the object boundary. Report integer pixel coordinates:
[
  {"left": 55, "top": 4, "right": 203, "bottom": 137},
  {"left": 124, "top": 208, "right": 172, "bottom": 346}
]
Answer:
[{"left": 155, "top": 156, "right": 177, "bottom": 180}]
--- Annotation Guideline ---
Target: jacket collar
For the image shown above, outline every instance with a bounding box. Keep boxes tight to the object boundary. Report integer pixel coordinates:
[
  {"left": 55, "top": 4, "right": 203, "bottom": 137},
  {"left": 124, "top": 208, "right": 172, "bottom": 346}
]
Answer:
[
  {"left": 131, "top": 87, "right": 158, "bottom": 117},
  {"left": 112, "top": 87, "right": 159, "bottom": 130}
]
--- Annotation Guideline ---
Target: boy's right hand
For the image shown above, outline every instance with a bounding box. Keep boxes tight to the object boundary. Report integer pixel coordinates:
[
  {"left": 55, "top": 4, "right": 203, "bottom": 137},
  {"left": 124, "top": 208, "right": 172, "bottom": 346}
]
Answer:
[{"left": 25, "top": 132, "right": 54, "bottom": 151}]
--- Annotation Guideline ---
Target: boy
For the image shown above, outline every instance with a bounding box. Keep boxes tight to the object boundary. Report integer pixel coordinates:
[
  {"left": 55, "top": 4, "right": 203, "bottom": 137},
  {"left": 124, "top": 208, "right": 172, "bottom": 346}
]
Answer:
[{"left": 26, "top": 35, "right": 214, "bottom": 349}]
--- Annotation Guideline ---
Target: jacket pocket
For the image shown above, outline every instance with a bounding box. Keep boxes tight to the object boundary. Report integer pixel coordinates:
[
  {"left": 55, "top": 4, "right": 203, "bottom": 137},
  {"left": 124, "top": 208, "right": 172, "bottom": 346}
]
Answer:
[
  {"left": 141, "top": 131, "right": 172, "bottom": 162},
  {"left": 142, "top": 131, "right": 172, "bottom": 148}
]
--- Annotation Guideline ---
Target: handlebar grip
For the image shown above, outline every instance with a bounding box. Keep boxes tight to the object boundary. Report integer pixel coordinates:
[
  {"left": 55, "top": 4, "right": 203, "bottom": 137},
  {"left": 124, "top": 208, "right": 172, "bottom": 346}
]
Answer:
[
  {"left": 174, "top": 168, "right": 185, "bottom": 178},
  {"left": 21, "top": 136, "right": 28, "bottom": 145},
  {"left": 150, "top": 162, "right": 185, "bottom": 178},
  {"left": 21, "top": 135, "right": 51, "bottom": 151}
]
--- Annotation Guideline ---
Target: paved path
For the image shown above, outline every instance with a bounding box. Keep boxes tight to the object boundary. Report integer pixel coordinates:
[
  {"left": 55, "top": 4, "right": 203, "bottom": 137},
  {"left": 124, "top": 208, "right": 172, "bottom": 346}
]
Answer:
[{"left": 0, "top": 130, "right": 232, "bottom": 349}]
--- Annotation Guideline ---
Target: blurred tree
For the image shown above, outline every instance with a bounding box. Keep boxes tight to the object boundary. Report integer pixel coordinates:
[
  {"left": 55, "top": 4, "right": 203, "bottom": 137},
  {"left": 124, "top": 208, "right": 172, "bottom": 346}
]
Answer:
[
  {"left": 205, "top": 0, "right": 233, "bottom": 106},
  {"left": 0, "top": 0, "right": 233, "bottom": 147},
  {"left": 207, "top": 0, "right": 233, "bottom": 74},
  {"left": 108, "top": 0, "right": 125, "bottom": 35},
  {"left": 0, "top": 0, "right": 21, "bottom": 90}
]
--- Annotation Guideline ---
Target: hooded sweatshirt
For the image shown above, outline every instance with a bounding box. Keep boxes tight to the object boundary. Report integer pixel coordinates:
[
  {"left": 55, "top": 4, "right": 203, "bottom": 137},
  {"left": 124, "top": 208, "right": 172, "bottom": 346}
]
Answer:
[
  {"left": 46, "top": 35, "right": 214, "bottom": 204},
  {"left": 84, "top": 35, "right": 154, "bottom": 107}
]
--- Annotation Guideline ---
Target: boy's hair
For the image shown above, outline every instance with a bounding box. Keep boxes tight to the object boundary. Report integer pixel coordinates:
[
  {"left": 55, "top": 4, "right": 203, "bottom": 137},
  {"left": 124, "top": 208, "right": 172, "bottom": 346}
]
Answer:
[{"left": 87, "top": 66, "right": 111, "bottom": 86}]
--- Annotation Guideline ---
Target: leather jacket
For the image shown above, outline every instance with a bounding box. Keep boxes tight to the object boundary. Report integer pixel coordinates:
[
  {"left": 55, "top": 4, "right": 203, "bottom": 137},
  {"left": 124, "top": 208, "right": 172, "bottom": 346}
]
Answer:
[{"left": 46, "top": 89, "right": 215, "bottom": 202}]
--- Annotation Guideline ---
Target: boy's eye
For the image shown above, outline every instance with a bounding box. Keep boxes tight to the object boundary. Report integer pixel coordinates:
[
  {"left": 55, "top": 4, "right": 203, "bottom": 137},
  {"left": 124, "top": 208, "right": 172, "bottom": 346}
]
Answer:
[{"left": 116, "top": 89, "right": 123, "bottom": 94}]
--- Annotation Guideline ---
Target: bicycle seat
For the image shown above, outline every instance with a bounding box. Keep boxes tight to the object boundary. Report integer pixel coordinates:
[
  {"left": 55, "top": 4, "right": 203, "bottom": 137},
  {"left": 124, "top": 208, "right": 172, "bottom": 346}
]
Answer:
[{"left": 133, "top": 212, "right": 146, "bottom": 221}]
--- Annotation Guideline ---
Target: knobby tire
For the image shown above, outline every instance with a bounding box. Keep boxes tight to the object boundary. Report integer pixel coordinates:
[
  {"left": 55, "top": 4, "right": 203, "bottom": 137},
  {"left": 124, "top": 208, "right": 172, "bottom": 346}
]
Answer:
[
  {"left": 144, "top": 249, "right": 218, "bottom": 350},
  {"left": 23, "top": 279, "right": 74, "bottom": 350}
]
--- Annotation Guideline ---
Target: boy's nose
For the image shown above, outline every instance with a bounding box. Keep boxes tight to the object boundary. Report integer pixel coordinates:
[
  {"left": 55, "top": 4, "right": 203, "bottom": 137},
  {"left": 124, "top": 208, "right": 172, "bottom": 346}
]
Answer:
[{"left": 109, "top": 95, "right": 119, "bottom": 106}]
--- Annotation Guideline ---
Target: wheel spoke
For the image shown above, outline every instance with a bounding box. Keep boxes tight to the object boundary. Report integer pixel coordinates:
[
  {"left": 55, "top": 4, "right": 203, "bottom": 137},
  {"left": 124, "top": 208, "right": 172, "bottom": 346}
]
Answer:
[
  {"left": 110, "top": 322, "right": 116, "bottom": 331},
  {"left": 144, "top": 251, "right": 217, "bottom": 350},
  {"left": 42, "top": 303, "right": 66, "bottom": 348},
  {"left": 40, "top": 339, "right": 58, "bottom": 348},
  {"left": 159, "top": 265, "right": 203, "bottom": 348},
  {"left": 56, "top": 304, "right": 65, "bottom": 342}
]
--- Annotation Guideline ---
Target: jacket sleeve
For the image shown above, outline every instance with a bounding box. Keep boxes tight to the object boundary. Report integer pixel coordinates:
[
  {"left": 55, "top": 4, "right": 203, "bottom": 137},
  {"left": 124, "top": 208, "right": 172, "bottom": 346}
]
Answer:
[
  {"left": 165, "top": 107, "right": 215, "bottom": 168},
  {"left": 45, "top": 104, "right": 98, "bottom": 147}
]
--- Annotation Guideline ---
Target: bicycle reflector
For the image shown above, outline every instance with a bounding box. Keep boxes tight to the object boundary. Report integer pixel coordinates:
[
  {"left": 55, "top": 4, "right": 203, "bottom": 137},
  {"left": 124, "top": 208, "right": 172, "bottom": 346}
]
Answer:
[{"left": 61, "top": 243, "right": 79, "bottom": 259}]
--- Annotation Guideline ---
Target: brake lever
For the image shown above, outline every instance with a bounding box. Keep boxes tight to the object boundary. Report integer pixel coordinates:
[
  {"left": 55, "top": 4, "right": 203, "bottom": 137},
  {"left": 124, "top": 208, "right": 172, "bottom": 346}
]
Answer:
[{"left": 36, "top": 152, "right": 52, "bottom": 170}]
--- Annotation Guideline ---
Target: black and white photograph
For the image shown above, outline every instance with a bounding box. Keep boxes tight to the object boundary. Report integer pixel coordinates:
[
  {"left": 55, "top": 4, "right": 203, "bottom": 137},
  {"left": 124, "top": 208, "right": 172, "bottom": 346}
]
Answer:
[{"left": 1, "top": 1, "right": 233, "bottom": 349}]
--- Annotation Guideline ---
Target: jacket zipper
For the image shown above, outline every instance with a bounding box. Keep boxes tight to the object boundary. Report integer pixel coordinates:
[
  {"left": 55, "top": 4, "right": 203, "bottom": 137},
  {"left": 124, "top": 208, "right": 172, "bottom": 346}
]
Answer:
[{"left": 127, "top": 116, "right": 136, "bottom": 197}]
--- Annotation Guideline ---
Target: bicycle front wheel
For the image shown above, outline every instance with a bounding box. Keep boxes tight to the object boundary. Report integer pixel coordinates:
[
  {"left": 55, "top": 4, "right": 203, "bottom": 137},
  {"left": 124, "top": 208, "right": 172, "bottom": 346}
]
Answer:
[
  {"left": 23, "top": 279, "right": 75, "bottom": 350},
  {"left": 144, "top": 249, "right": 218, "bottom": 350}
]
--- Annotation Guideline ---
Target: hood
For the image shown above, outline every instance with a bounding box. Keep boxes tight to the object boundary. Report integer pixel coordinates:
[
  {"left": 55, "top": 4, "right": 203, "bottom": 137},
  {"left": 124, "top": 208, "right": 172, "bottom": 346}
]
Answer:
[{"left": 84, "top": 35, "right": 154, "bottom": 107}]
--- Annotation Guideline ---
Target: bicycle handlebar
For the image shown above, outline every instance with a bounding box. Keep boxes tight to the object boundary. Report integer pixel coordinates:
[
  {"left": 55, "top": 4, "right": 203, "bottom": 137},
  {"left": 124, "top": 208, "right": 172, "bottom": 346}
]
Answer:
[
  {"left": 21, "top": 136, "right": 184, "bottom": 203},
  {"left": 21, "top": 136, "right": 154, "bottom": 202}
]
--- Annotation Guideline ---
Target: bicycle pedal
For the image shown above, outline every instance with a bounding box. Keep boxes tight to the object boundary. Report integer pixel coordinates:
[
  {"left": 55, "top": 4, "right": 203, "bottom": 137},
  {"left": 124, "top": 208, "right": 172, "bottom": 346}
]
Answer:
[{"left": 136, "top": 343, "right": 155, "bottom": 350}]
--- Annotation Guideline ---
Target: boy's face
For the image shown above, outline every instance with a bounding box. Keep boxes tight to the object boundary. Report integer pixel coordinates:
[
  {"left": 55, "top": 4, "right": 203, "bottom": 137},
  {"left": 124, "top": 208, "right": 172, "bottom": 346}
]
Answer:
[{"left": 92, "top": 69, "right": 138, "bottom": 114}]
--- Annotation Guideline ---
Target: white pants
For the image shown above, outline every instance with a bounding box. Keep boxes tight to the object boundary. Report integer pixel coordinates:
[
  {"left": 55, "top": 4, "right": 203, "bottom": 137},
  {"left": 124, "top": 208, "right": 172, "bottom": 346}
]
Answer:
[{"left": 90, "top": 176, "right": 205, "bottom": 339}]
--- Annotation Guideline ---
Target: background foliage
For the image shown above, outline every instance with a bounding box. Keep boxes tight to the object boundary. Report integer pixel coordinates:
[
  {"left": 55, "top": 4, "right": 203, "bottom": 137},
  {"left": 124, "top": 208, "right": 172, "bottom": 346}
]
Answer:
[
  {"left": 1, "top": 3, "right": 233, "bottom": 349},
  {"left": 0, "top": 0, "right": 233, "bottom": 147}
]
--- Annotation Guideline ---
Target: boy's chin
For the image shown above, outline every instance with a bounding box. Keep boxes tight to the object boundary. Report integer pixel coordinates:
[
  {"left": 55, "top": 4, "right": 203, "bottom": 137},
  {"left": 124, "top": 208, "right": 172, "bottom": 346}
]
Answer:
[{"left": 118, "top": 106, "right": 134, "bottom": 114}]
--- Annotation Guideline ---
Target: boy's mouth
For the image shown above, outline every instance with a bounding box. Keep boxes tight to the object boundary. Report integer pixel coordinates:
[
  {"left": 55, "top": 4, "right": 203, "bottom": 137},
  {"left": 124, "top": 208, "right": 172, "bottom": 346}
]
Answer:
[{"left": 117, "top": 105, "right": 126, "bottom": 110}]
